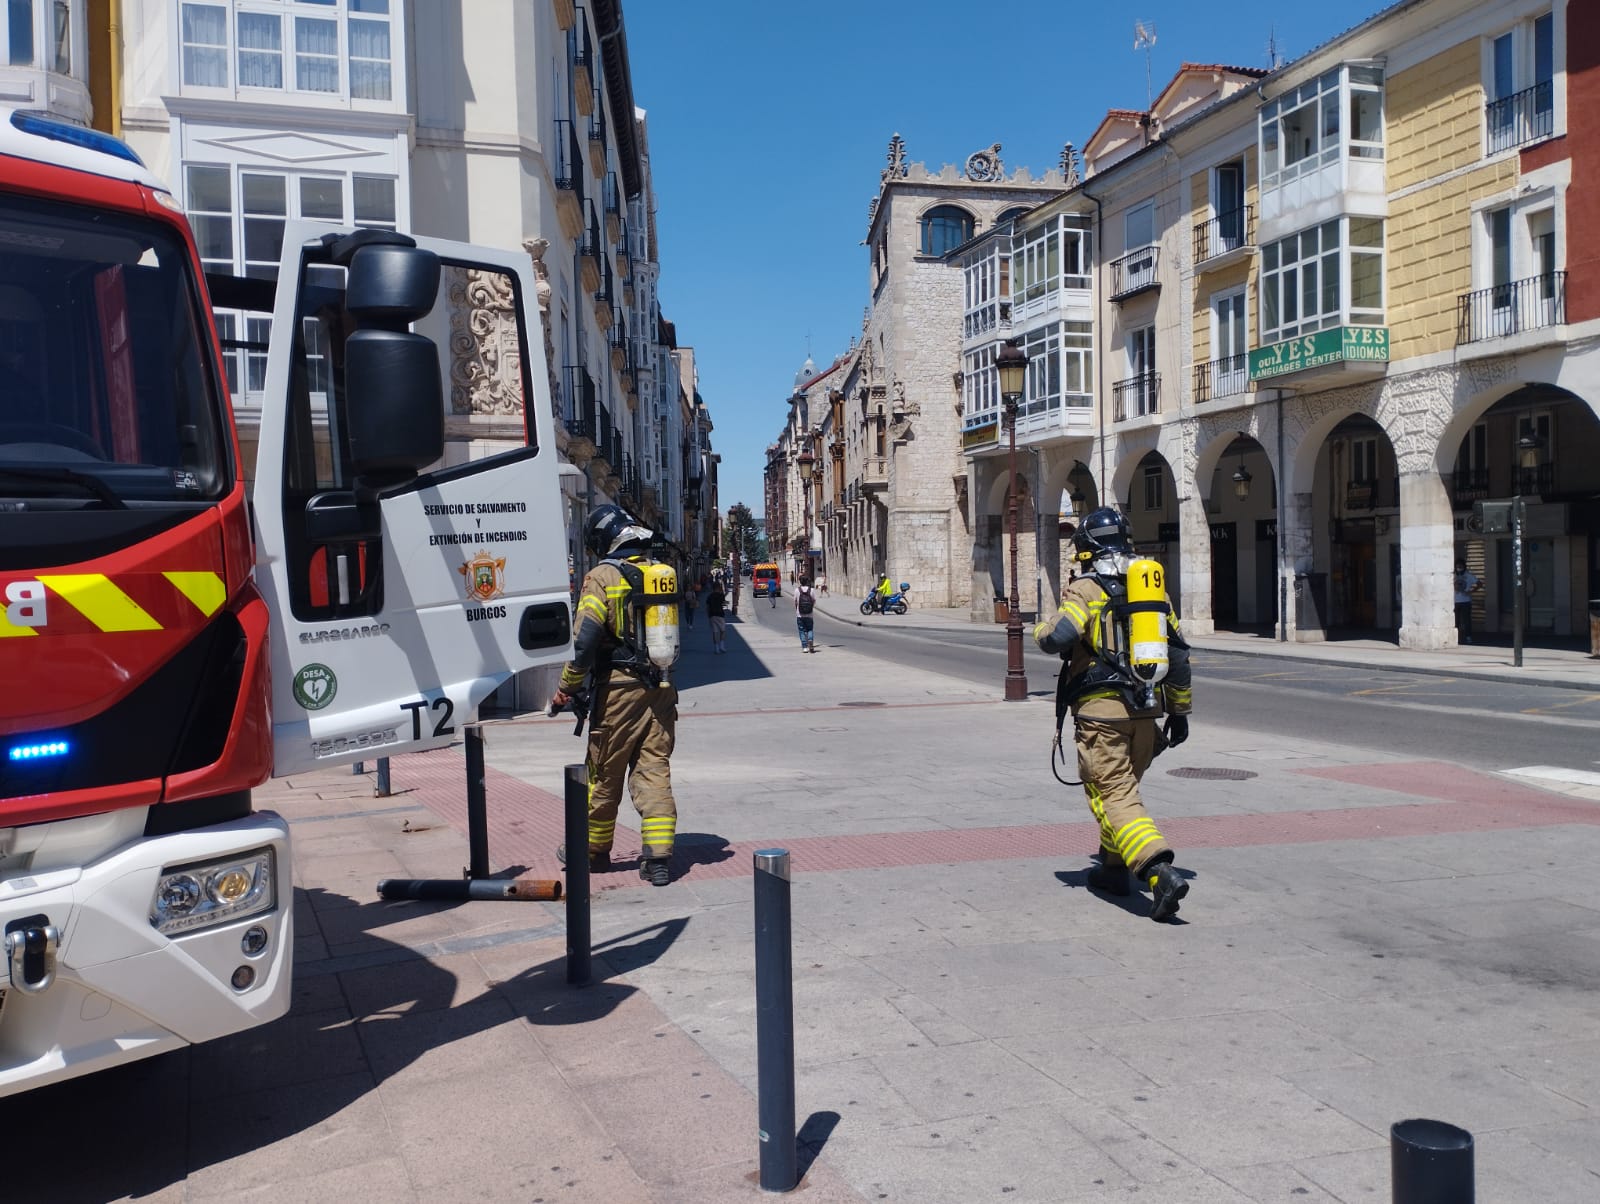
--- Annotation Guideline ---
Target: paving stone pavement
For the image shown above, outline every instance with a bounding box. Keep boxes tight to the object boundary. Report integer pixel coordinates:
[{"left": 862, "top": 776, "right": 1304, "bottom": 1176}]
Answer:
[{"left": 10, "top": 604, "right": 1599, "bottom": 1201}]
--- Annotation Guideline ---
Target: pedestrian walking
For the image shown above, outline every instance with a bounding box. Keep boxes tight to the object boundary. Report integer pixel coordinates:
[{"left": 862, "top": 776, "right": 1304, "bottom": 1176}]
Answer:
[
  {"left": 794, "top": 576, "right": 818, "bottom": 652},
  {"left": 706, "top": 577, "right": 728, "bottom": 654},
  {"left": 1454, "top": 560, "right": 1480, "bottom": 645},
  {"left": 1034, "top": 508, "right": 1194, "bottom": 921},
  {"left": 683, "top": 575, "right": 700, "bottom": 628},
  {"left": 552, "top": 505, "right": 681, "bottom": 887}
]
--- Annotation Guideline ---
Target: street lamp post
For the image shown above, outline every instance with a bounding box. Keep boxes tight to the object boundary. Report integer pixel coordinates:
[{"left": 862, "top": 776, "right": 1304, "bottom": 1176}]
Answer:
[
  {"left": 996, "top": 338, "right": 1029, "bottom": 702},
  {"left": 1512, "top": 432, "right": 1543, "bottom": 669},
  {"left": 797, "top": 449, "right": 815, "bottom": 585}
]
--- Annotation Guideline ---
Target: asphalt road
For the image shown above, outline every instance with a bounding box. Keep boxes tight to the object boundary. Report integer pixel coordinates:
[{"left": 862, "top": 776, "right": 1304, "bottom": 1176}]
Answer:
[{"left": 745, "top": 598, "right": 1600, "bottom": 775}]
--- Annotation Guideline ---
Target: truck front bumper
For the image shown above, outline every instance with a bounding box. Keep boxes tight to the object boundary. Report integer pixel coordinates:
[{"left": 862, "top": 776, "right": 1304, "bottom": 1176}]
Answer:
[{"left": 0, "top": 812, "right": 293, "bottom": 1098}]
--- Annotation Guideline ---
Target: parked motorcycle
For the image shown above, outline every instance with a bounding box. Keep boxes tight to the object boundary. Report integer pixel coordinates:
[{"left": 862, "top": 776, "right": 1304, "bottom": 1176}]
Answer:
[{"left": 860, "top": 583, "right": 911, "bottom": 616}]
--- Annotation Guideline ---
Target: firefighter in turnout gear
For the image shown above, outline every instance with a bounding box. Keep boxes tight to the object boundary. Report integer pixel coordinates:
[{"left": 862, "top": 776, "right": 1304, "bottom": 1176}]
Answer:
[
  {"left": 1033, "top": 508, "right": 1194, "bottom": 920},
  {"left": 552, "top": 504, "right": 682, "bottom": 886}
]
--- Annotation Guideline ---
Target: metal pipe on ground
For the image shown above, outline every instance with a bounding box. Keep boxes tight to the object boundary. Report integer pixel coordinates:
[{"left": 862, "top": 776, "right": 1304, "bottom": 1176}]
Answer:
[
  {"left": 376, "top": 877, "right": 562, "bottom": 901},
  {"left": 1391, "top": 1118, "right": 1473, "bottom": 1203},
  {"left": 754, "top": 848, "right": 796, "bottom": 1193},
  {"left": 564, "top": 762, "right": 591, "bottom": 987}
]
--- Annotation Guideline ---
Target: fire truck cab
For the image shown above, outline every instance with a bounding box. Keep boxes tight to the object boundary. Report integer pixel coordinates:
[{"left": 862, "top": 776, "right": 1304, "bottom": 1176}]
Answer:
[{"left": 0, "top": 109, "right": 571, "bottom": 1096}]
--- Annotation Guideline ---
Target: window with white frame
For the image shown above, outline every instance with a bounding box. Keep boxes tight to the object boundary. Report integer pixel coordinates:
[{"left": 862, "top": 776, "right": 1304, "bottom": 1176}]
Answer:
[
  {"left": 1486, "top": 11, "right": 1553, "bottom": 154},
  {"left": 178, "top": 0, "right": 393, "bottom": 101},
  {"left": 1124, "top": 324, "right": 1157, "bottom": 417},
  {"left": 185, "top": 163, "right": 397, "bottom": 401},
  {"left": 1350, "top": 435, "right": 1377, "bottom": 485},
  {"left": 1472, "top": 196, "right": 1560, "bottom": 336},
  {"left": 963, "top": 249, "right": 1000, "bottom": 338},
  {"left": 1259, "top": 216, "right": 1384, "bottom": 344},
  {"left": 1061, "top": 322, "right": 1092, "bottom": 407},
  {"left": 1209, "top": 287, "right": 1248, "bottom": 397},
  {"left": 1260, "top": 64, "right": 1385, "bottom": 192},
  {"left": 962, "top": 344, "right": 996, "bottom": 432},
  {"left": 3, "top": 0, "right": 76, "bottom": 72}
]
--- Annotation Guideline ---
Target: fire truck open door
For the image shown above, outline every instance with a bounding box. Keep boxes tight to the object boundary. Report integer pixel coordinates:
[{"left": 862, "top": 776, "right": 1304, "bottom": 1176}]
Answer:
[{"left": 243, "top": 223, "right": 572, "bottom": 777}]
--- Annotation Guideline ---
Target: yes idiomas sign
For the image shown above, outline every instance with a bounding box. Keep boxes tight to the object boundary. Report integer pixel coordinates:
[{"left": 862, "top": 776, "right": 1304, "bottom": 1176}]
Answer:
[{"left": 1249, "top": 326, "right": 1389, "bottom": 382}]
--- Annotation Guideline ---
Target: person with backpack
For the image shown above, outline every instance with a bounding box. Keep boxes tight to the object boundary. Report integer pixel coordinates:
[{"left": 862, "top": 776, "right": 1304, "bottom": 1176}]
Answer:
[{"left": 794, "top": 576, "right": 818, "bottom": 652}]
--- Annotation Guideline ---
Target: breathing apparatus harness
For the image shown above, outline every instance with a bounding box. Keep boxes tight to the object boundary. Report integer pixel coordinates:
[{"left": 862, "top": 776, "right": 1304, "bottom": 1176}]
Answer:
[
  {"left": 1048, "top": 565, "right": 1185, "bottom": 787},
  {"left": 599, "top": 555, "right": 681, "bottom": 688}
]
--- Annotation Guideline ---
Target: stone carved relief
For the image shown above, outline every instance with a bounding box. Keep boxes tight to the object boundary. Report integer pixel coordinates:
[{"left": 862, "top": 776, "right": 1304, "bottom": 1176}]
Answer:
[
  {"left": 523, "top": 238, "right": 561, "bottom": 422},
  {"left": 964, "top": 143, "right": 1003, "bottom": 182},
  {"left": 883, "top": 133, "right": 907, "bottom": 181},
  {"left": 448, "top": 266, "right": 524, "bottom": 416},
  {"left": 1059, "top": 142, "right": 1080, "bottom": 187}
]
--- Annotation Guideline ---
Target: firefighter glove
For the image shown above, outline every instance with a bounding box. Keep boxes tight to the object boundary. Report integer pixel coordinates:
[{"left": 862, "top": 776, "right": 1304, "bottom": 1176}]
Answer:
[{"left": 1162, "top": 714, "right": 1189, "bottom": 748}]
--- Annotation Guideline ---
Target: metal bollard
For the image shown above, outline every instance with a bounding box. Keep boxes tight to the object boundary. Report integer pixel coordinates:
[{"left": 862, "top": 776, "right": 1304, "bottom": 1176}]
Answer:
[
  {"left": 1392, "top": 1118, "right": 1473, "bottom": 1203},
  {"left": 564, "top": 763, "right": 591, "bottom": 987},
  {"left": 754, "top": 848, "right": 796, "bottom": 1193},
  {"left": 463, "top": 733, "right": 487, "bottom": 879},
  {"left": 374, "top": 756, "right": 391, "bottom": 797}
]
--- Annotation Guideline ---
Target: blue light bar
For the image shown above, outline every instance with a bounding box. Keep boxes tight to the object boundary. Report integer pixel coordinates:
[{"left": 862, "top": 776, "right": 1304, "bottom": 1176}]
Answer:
[
  {"left": 9, "top": 110, "right": 145, "bottom": 167},
  {"left": 8, "top": 740, "right": 70, "bottom": 762}
]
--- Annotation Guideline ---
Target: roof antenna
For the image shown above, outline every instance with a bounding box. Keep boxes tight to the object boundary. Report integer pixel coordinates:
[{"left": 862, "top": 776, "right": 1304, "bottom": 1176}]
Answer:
[
  {"left": 1267, "top": 23, "right": 1283, "bottom": 70},
  {"left": 1134, "top": 20, "right": 1157, "bottom": 111}
]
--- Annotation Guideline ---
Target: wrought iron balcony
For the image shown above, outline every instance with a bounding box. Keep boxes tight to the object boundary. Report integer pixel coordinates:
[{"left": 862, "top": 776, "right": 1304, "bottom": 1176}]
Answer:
[
  {"left": 1193, "top": 205, "right": 1254, "bottom": 266},
  {"left": 1111, "top": 372, "right": 1160, "bottom": 421},
  {"left": 1192, "top": 355, "right": 1249, "bottom": 404},
  {"left": 1448, "top": 467, "right": 1489, "bottom": 506},
  {"left": 569, "top": 8, "right": 594, "bottom": 113},
  {"left": 1514, "top": 462, "right": 1555, "bottom": 497},
  {"left": 562, "top": 365, "right": 597, "bottom": 441},
  {"left": 1486, "top": 80, "right": 1553, "bottom": 155},
  {"left": 1456, "top": 273, "right": 1565, "bottom": 345},
  {"left": 1109, "top": 245, "right": 1160, "bottom": 301}
]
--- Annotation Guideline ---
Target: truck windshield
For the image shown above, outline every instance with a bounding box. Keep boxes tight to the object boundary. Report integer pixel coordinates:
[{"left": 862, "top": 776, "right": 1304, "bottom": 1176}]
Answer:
[{"left": 0, "top": 194, "right": 228, "bottom": 503}]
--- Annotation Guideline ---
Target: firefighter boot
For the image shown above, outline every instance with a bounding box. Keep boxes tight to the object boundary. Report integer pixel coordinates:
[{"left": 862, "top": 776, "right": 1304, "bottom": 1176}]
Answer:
[
  {"left": 1147, "top": 862, "right": 1189, "bottom": 922},
  {"left": 639, "top": 857, "right": 671, "bottom": 887},
  {"left": 556, "top": 844, "right": 611, "bottom": 873},
  {"left": 1087, "top": 858, "right": 1132, "bottom": 896}
]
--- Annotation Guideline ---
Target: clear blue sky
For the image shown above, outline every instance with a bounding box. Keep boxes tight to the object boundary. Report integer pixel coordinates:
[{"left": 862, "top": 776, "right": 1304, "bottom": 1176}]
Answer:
[{"left": 623, "top": 1, "right": 1387, "bottom": 517}]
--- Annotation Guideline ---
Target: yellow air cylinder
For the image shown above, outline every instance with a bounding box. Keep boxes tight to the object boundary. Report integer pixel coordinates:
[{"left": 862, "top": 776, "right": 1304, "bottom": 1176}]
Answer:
[
  {"left": 640, "top": 563, "right": 681, "bottom": 669},
  {"left": 1125, "top": 558, "right": 1170, "bottom": 687}
]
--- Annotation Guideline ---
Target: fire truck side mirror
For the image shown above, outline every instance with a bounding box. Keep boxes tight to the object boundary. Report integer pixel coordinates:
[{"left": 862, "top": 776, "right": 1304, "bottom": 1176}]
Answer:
[{"left": 342, "top": 244, "right": 444, "bottom": 486}]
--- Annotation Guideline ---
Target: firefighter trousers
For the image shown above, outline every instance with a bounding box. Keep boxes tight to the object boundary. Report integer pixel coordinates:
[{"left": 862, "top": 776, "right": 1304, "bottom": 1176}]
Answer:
[
  {"left": 586, "top": 675, "right": 678, "bottom": 859},
  {"left": 1076, "top": 716, "right": 1173, "bottom": 877}
]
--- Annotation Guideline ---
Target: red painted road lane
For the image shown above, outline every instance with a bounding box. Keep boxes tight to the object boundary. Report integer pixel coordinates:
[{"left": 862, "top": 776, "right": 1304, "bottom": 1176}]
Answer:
[{"left": 377, "top": 751, "right": 1600, "bottom": 894}]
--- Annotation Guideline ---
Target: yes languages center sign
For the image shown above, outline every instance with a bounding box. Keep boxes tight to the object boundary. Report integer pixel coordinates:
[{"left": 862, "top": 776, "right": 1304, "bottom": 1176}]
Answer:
[{"left": 1249, "top": 326, "right": 1390, "bottom": 381}]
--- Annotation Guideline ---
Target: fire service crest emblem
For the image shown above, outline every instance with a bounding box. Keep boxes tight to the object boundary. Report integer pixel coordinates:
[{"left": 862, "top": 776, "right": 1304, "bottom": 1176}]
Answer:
[{"left": 459, "top": 550, "right": 507, "bottom": 602}]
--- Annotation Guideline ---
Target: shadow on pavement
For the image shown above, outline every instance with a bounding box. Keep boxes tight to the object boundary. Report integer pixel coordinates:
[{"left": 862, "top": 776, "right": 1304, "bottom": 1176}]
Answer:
[
  {"left": 0, "top": 883, "right": 690, "bottom": 1200},
  {"left": 796, "top": 1110, "right": 841, "bottom": 1182},
  {"left": 673, "top": 620, "right": 775, "bottom": 688}
]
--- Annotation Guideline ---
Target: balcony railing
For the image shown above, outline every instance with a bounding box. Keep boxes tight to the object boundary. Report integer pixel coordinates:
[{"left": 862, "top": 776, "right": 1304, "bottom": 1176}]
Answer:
[
  {"left": 562, "top": 365, "right": 596, "bottom": 440},
  {"left": 1486, "top": 80, "right": 1554, "bottom": 155},
  {"left": 588, "top": 92, "right": 606, "bottom": 148},
  {"left": 1449, "top": 467, "right": 1490, "bottom": 506},
  {"left": 1456, "top": 273, "right": 1565, "bottom": 345},
  {"left": 1109, "top": 245, "right": 1160, "bottom": 300},
  {"left": 1514, "top": 462, "right": 1555, "bottom": 497},
  {"left": 554, "top": 118, "right": 583, "bottom": 202},
  {"left": 1193, "top": 205, "right": 1254, "bottom": 265},
  {"left": 1111, "top": 372, "right": 1160, "bottom": 422},
  {"left": 1192, "top": 355, "right": 1250, "bottom": 404}
]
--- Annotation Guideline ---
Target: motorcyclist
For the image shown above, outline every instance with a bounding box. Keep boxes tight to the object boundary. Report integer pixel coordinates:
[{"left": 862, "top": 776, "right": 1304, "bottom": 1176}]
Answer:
[
  {"left": 875, "top": 572, "right": 894, "bottom": 611},
  {"left": 1032, "top": 508, "right": 1193, "bottom": 921},
  {"left": 552, "top": 504, "right": 680, "bottom": 886}
]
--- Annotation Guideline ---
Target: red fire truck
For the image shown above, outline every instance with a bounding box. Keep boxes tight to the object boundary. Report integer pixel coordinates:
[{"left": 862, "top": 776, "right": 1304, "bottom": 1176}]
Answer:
[{"left": 0, "top": 109, "right": 571, "bottom": 1095}]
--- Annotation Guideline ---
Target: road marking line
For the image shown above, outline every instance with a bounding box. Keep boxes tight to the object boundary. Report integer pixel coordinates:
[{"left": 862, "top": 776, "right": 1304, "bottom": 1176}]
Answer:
[{"left": 1505, "top": 765, "right": 1600, "bottom": 787}]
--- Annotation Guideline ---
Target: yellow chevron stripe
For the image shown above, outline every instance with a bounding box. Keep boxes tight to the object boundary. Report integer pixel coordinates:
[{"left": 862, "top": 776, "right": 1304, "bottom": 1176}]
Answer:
[
  {"left": 38, "top": 574, "right": 160, "bottom": 632},
  {"left": 0, "top": 616, "right": 38, "bottom": 637},
  {"left": 163, "top": 571, "right": 226, "bottom": 618}
]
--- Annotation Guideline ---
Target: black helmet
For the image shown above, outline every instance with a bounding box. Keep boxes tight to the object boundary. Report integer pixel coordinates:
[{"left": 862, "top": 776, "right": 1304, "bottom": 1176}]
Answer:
[
  {"left": 1071, "top": 507, "right": 1133, "bottom": 564},
  {"left": 585, "top": 504, "right": 652, "bottom": 558}
]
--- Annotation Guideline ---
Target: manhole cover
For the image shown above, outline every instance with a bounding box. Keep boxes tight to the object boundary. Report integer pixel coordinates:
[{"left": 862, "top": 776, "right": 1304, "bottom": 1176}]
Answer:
[
  {"left": 838, "top": 700, "right": 886, "bottom": 708},
  {"left": 1166, "top": 767, "right": 1258, "bottom": 781}
]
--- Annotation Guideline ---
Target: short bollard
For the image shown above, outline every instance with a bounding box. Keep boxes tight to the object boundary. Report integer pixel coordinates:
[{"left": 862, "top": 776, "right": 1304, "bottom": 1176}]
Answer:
[
  {"left": 352, "top": 761, "right": 365, "bottom": 775},
  {"left": 462, "top": 735, "right": 487, "bottom": 878},
  {"left": 754, "top": 848, "right": 796, "bottom": 1193},
  {"left": 375, "top": 756, "right": 391, "bottom": 799},
  {"left": 1392, "top": 1118, "right": 1473, "bottom": 1203},
  {"left": 564, "top": 763, "right": 591, "bottom": 987}
]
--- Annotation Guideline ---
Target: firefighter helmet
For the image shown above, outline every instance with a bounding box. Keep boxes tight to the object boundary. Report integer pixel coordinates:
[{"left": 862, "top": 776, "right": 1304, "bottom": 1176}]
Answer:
[
  {"left": 585, "top": 504, "right": 653, "bottom": 558},
  {"left": 1071, "top": 507, "right": 1133, "bottom": 565}
]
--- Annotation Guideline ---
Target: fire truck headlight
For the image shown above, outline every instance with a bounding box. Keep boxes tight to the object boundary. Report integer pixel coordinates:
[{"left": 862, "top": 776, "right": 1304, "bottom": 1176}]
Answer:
[{"left": 151, "top": 849, "right": 276, "bottom": 936}]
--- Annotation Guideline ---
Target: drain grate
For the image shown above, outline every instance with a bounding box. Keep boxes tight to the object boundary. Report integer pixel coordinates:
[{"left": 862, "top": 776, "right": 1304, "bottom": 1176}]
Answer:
[
  {"left": 838, "top": 700, "right": 887, "bottom": 708},
  {"left": 1166, "top": 766, "right": 1258, "bottom": 781}
]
